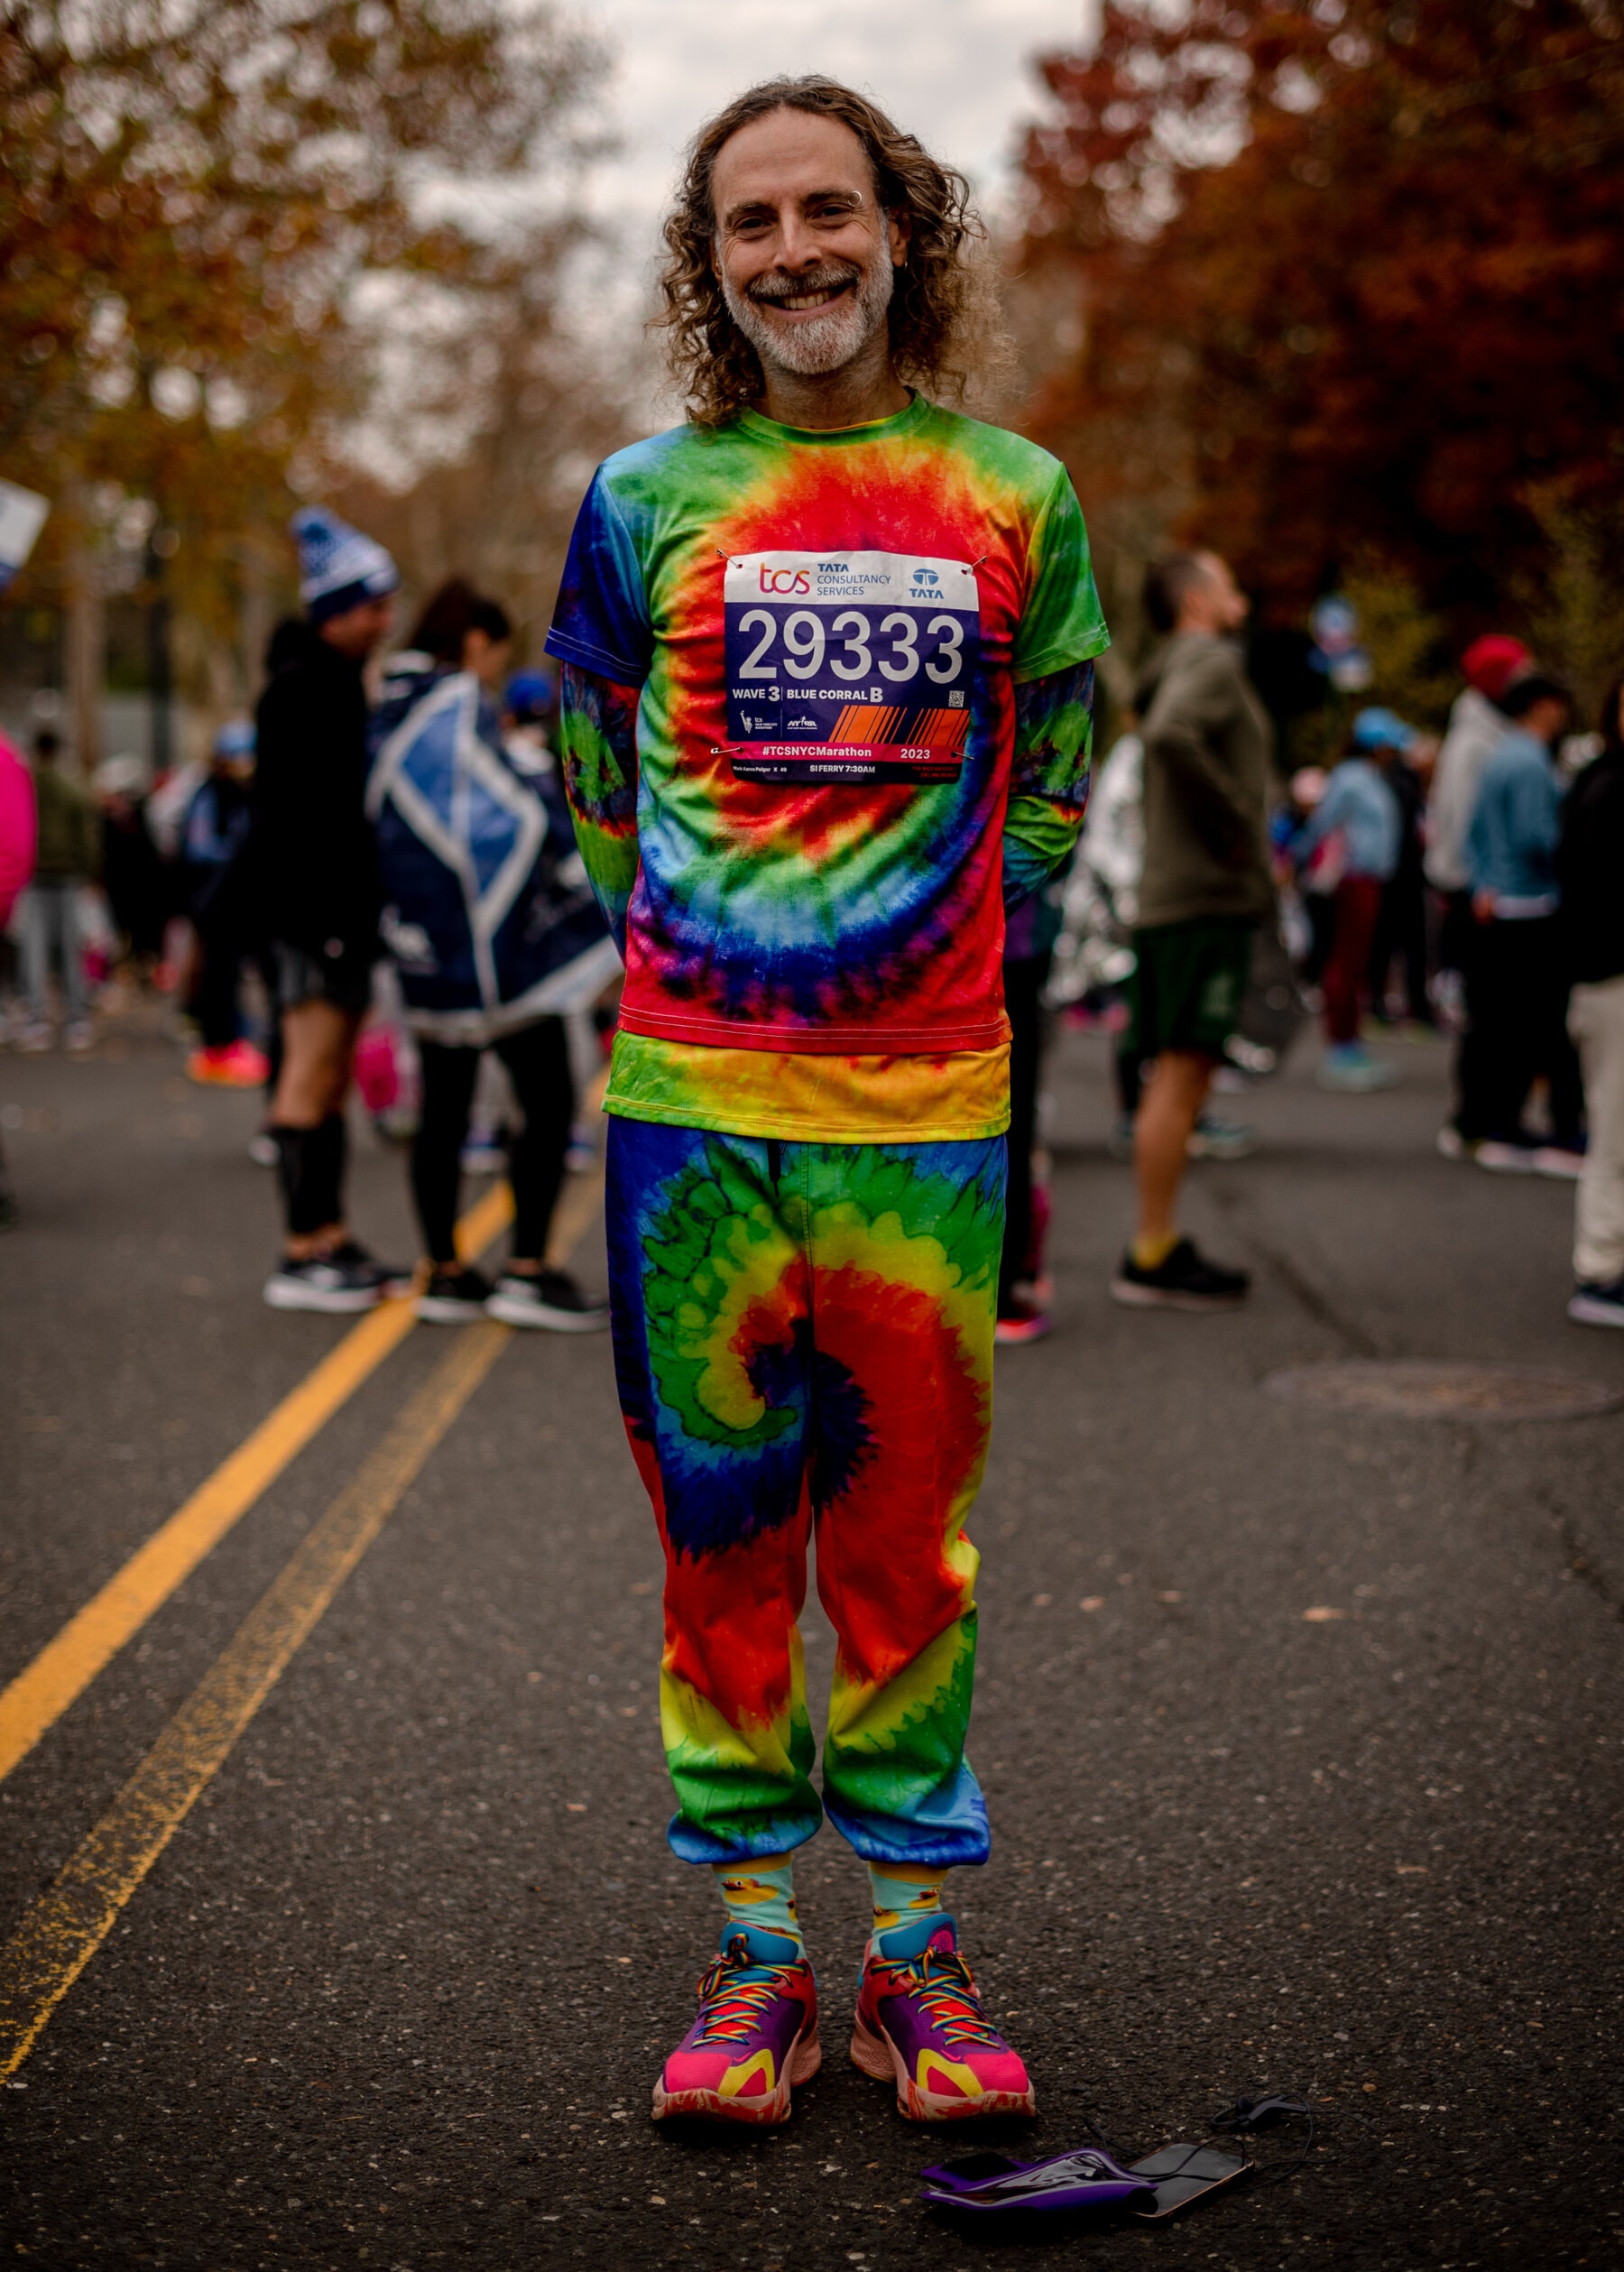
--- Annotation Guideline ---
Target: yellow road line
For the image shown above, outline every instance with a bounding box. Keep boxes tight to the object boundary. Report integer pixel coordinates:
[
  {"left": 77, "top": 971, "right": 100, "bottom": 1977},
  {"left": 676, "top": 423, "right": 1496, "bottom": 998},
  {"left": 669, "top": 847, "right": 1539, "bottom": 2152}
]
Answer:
[
  {"left": 544, "top": 1160, "right": 605, "bottom": 1267},
  {"left": 0, "top": 1180, "right": 512, "bottom": 1788},
  {"left": 0, "top": 1323, "right": 510, "bottom": 2081}
]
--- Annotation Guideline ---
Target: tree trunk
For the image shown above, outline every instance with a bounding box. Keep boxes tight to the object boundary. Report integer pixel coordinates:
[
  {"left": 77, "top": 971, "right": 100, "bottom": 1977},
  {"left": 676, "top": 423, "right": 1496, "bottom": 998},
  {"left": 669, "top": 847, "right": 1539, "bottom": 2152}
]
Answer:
[
  {"left": 239, "top": 529, "right": 274, "bottom": 704},
  {"left": 63, "top": 491, "right": 104, "bottom": 780}
]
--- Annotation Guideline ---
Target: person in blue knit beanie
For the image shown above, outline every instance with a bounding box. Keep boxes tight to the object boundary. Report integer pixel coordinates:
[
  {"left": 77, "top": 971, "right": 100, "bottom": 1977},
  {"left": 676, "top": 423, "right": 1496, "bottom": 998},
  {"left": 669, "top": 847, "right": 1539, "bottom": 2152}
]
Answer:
[{"left": 249, "top": 507, "right": 409, "bottom": 1313}]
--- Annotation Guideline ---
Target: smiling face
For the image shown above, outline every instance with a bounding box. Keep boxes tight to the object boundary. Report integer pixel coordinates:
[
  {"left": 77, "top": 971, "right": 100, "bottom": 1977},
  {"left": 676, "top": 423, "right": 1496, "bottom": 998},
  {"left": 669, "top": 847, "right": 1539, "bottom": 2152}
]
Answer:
[{"left": 711, "top": 107, "right": 909, "bottom": 388}]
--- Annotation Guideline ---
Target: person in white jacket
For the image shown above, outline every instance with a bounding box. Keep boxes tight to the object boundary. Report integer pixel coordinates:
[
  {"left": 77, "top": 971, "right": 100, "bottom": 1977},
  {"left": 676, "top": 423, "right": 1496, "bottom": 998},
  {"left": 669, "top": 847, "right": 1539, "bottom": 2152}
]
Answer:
[{"left": 1426, "top": 634, "right": 1530, "bottom": 1155}]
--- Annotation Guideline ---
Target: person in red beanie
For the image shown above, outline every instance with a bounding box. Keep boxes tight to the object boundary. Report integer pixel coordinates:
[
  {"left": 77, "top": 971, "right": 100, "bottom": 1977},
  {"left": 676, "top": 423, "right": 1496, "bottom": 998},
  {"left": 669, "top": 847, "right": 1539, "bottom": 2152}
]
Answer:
[{"left": 1426, "top": 633, "right": 1533, "bottom": 1157}]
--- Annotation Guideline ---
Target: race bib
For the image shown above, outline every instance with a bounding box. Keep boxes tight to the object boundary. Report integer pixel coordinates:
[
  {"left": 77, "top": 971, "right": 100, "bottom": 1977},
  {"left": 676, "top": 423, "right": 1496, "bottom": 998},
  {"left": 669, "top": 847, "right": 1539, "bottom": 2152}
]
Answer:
[{"left": 721, "top": 550, "right": 980, "bottom": 785}]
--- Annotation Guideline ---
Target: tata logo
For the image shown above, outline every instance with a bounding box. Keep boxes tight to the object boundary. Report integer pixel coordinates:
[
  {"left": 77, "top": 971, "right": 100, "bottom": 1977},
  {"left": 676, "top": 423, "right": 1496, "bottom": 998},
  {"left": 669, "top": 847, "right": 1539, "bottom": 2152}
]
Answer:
[
  {"left": 759, "top": 565, "right": 811, "bottom": 595},
  {"left": 911, "top": 568, "right": 939, "bottom": 587}
]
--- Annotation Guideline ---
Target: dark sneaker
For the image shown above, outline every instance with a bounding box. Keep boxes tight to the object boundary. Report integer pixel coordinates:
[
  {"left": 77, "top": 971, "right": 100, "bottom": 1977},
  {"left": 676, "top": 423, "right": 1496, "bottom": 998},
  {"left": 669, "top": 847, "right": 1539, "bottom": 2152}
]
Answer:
[
  {"left": 1111, "top": 1235, "right": 1249, "bottom": 1311},
  {"left": 485, "top": 1268, "right": 608, "bottom": 1332},
  {"left": 851, "top": 1915, "right": 1035, "bottom": 2122},
  {"left": 458, "top": 1127, "right": 507, "bottom": 1175},
  {"left": 652, "top": 1929, "right": 820, "bottom": 2126},
  {"left": 415, "top": 1264, "right": 494, "bottom": 1323},
  {"left": 263, "top": 1252, "right": 384, "bottom": 1314},
  {"left": 327, "top": 1240, "right": 413, "bottom": 1298},
  {"left": 1568, "top": 1276, "right": 1624, "bottom": 1329}
]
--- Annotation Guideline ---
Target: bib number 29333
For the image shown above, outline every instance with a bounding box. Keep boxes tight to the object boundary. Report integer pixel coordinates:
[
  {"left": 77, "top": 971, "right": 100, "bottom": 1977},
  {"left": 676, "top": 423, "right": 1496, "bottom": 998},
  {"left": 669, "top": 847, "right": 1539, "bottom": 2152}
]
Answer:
[{"left": 722, "top": 550, "right": 979, "bottom": 785}]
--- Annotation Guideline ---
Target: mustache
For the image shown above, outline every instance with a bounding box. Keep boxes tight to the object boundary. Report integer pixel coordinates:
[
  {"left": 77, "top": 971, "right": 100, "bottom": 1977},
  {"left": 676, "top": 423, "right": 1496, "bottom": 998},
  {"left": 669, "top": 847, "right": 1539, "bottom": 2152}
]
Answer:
[{"left": 745, "top": 263, "right": 861, "bottom": 305}]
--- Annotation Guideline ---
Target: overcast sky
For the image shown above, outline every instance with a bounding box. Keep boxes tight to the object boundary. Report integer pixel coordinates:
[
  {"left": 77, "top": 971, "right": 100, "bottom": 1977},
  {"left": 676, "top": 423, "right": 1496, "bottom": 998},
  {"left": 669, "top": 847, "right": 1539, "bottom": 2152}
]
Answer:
[{"left": 577, "top": 0, "right": 1092, "bottom": 261}]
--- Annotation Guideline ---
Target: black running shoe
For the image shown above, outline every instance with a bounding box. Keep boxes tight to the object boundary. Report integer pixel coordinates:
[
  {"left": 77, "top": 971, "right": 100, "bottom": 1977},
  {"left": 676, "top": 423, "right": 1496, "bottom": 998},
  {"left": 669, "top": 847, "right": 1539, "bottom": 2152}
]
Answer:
[
  {"left": 1110, "top": 1235, "right": 1250, "bottom": 1312},
  {"left": 415, "top": 1264, "right": 494, "bottom": 1324},
  {"left": 328, "top": 1240, "right": 413, "bottom": 1298},
  {"left": 263, "top": 1252, "right": 384, "bottom": 1314},
  {"left": 485, "top": 1267, "right": 609, "bottom": 1332}
]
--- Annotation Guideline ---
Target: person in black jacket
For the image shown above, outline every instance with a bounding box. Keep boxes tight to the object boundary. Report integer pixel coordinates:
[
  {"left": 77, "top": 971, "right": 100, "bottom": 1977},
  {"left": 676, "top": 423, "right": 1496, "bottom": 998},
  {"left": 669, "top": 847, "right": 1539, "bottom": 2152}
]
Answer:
[
  {"left": 1559, "top": 670, "right": 1624, "bottom": 1328},
  {"left": 254, "top": 508, "right": 405, "bottom": 1313}
]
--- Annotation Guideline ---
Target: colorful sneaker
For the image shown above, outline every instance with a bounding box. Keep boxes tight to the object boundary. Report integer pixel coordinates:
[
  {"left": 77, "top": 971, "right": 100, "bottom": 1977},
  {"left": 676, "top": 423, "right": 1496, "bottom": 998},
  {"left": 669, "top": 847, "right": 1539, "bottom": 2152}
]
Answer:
[
  {"left": 188, "top": 1039, "right": 271, "bottom": 1087},
  {"left": 652, "top": 1929, "right": 820, "bottom": 2126},
  {"left": 1186, "top": 1112, "right": 1257, "bottom": 1161},
  {"left": 995, "top": 1291, "right": 1052, "bottom": 1345},
  {"left": 851, "top": 1915, "right": 1035, "bottom": 2121},
  {"left": 1317, "top": 1042, "right": 1398, "bottom": 1092}
]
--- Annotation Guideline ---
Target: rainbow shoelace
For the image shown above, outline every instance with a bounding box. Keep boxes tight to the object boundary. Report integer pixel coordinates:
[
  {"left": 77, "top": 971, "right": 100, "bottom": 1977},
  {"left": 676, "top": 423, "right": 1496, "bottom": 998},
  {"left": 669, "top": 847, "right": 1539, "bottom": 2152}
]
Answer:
[
  {"left": 874, "top": 1943, "right": 1003, "bottom": 2049},
  {"left": 691, "top": 1943, "right": 801, "bottom": 2048}
]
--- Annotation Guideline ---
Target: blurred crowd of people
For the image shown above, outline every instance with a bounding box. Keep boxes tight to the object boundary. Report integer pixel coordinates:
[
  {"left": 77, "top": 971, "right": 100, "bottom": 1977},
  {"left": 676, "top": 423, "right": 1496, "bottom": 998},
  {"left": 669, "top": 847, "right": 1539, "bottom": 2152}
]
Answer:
[
  {"left": 0, "top": 508, "right": 618, "bottom": 1329},
  {"left": 5, "top": 524, "right": 1620, "bottom": 1339},
  {"left": 1034, "top": 557, "right": 1624, "bottom": 1334}
]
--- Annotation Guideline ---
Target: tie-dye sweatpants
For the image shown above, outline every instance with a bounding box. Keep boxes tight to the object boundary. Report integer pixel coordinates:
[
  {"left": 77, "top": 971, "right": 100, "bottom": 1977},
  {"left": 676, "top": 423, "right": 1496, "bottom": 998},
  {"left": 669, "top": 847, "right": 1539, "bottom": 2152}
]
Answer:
[{"left": 604, "top": 1119, "right": 1004, "bottom": 1870}]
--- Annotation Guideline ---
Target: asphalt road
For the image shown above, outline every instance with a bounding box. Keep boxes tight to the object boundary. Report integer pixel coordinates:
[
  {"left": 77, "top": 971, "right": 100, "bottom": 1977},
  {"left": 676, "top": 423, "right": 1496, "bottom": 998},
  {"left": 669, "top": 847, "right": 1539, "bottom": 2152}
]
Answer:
[{"left": 2, "top": 1006, "right": 1620, "bottom": 2271}]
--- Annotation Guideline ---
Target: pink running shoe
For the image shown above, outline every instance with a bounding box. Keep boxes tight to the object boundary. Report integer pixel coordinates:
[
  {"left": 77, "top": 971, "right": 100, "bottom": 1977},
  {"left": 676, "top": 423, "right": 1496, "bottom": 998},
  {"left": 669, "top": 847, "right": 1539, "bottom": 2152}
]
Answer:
[
  {"left": 188, "top": 1039, "right": 271, "bottom": 1088},
  {"left": 851, "top": 1916, "right": 1036, "bottom": 2121},
  {"left": 652, "top": 1931, "right": 820, "bottom": 2126}
]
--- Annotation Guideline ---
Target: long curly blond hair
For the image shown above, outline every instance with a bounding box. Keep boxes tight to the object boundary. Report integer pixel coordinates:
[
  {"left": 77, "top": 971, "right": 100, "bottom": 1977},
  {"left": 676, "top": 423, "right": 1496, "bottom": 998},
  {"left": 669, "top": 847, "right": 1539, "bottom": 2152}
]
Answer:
[{"left": 654, "top": 76, "right": 1010, "bottom": 430}]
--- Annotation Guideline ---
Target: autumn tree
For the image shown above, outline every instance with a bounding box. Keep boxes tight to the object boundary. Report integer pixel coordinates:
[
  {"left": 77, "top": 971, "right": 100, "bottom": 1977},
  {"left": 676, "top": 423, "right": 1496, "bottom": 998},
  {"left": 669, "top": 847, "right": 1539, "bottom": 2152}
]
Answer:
[
  {"left": 0, "top": 0, "right": 604, "bottom": 757},
  {"left": 1020, "top": 0, "right": 1624, "bottom": 668},
  {"left": 327, "top": 225, "right": 637, "bottom": 661}
]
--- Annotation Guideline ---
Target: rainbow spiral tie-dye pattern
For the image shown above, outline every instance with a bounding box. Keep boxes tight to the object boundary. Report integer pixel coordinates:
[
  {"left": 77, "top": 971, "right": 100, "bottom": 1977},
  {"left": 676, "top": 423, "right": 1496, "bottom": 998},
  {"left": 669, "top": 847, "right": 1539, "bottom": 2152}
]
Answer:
[
  {"left": 548, "top": 395, "right": 1106, "bottom": 1138},
  {"left": 606, "top": 1120, "right": 1004, "bottom": 1868}
]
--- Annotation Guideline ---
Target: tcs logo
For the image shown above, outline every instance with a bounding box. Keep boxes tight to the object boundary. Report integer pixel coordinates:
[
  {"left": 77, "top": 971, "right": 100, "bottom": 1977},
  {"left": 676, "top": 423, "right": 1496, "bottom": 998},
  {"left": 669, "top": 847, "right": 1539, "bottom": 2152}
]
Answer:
[
  {"left": 759, "top": 565, "right": 811, "bottom": 595},
  {"left": 911, "top": 568, "right": 940, "bottom": 587}
]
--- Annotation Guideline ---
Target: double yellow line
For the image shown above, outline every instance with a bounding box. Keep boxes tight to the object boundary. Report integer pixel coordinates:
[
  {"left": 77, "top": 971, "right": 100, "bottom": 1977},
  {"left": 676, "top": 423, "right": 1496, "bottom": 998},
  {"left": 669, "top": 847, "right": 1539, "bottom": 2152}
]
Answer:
[
  {"left": 0, "top": 1152, "right": 604, "bottom": 2079},
  {"left": 0, "top": 1183, "right": 512, "bottom": 1789},
  {"left": 0, "top": 1326, "right": 508, "bottom": 2078}
]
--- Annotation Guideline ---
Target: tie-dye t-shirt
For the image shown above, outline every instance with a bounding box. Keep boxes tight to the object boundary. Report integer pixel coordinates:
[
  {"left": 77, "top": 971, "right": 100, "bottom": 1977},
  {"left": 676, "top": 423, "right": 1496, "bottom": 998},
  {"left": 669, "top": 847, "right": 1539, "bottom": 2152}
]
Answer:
[{"left": 546, "top": 395, "right": 1107, "bottom": 1139}]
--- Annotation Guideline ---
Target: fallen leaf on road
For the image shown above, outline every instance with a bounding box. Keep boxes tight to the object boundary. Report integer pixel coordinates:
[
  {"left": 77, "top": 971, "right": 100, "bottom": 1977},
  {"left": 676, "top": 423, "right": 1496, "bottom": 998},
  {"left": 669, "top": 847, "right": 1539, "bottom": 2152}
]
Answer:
[
  {"left": 1302, "top": 1606, "right": 1345, "bottom": 1622},
  {"left": 1080, "top": 1596, "right": 1104, "bottom": 1612}
]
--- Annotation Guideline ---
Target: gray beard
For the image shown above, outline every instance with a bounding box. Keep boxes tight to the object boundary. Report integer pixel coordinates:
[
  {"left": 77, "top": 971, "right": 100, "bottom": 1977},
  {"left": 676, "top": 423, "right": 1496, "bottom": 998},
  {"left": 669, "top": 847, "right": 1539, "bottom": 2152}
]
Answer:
[{"left": 722, "top": 245, "right": 895, "bottom": 380}]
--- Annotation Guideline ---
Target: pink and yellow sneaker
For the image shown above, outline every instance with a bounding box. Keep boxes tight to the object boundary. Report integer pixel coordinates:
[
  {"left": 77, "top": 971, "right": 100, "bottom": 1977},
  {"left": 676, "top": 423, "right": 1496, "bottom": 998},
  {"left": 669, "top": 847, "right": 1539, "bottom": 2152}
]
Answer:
[
  {"left": 851, "top": 1915, "right": 1036, "bottom": 2121},
  {"left": 651, "top": 1930, "right": 820, "bottom": 2126}
]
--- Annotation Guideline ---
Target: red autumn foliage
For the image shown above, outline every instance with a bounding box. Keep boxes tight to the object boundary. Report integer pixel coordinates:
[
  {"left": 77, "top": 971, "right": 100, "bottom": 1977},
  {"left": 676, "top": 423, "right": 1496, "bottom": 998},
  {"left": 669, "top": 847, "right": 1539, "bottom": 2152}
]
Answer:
[{"left": 1019, "top": 0, "right": 1624, "bottom": 615}]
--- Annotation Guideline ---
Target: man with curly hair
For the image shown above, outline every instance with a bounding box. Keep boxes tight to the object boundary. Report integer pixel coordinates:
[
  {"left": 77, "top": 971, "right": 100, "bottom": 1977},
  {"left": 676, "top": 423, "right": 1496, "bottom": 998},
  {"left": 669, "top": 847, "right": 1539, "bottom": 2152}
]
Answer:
[{"left": 546, "top": 77, "right": 1108, "bottom": 2129}]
